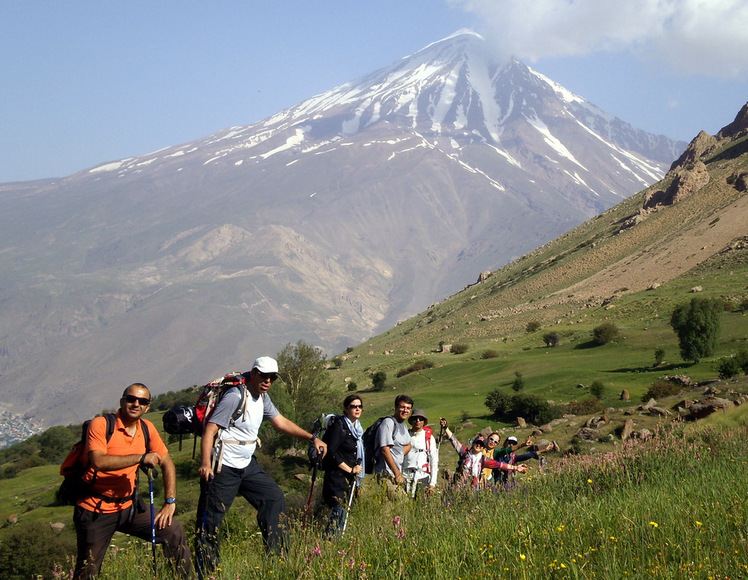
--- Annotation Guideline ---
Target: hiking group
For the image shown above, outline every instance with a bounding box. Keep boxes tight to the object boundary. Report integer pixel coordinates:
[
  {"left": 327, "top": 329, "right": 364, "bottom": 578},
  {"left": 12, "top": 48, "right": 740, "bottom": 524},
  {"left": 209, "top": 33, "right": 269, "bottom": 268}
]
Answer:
[{"left": 63, "top": 355, "right": 549, "bottom": 578}]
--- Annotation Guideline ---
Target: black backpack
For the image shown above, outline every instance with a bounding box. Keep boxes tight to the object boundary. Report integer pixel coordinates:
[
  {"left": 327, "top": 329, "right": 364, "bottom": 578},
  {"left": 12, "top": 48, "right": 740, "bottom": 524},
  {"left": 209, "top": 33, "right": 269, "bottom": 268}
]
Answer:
[
  {"left": 57, "top": 413, "right": 151, "bottom": 506},
  {"left": 361, "top": 416, "right": 396, "bottom": 474},
  {"left": 306, "top": 413, "right": 341, "bottom": 471}
]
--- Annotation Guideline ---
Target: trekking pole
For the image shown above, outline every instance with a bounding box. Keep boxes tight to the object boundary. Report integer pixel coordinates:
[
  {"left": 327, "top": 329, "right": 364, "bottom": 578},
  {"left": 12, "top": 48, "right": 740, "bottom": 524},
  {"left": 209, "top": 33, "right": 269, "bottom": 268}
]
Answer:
[
  {"left": 341, "top": 459, "right": 361, "bottom": 537},
  {"left": 303, "top": 447, "right": 320, "bottom": 531},
  {"left": 145, "top": 466, "right": 158, "bottom": 577}
]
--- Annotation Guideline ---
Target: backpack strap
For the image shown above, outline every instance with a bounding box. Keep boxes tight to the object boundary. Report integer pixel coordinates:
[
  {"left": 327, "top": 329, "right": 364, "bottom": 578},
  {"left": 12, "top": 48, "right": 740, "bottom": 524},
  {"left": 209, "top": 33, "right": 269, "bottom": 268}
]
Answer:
[{"left": 90, "top": 415, "right": 152, "bottom": 508}]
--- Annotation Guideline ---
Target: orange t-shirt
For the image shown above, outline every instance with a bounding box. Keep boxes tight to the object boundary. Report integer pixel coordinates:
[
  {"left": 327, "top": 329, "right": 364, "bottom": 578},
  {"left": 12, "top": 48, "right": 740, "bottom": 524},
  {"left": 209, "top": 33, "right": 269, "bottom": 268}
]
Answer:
[{"left": 77, "top": 412, "right": 168, "bottom": 513}]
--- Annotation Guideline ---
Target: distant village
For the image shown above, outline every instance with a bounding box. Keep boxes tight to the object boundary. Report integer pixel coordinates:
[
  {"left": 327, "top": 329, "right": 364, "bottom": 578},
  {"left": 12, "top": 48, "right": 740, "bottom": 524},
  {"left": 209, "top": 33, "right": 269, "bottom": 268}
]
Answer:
[{"left": 0, "top": 408, "right": 44, "bottom": 448}]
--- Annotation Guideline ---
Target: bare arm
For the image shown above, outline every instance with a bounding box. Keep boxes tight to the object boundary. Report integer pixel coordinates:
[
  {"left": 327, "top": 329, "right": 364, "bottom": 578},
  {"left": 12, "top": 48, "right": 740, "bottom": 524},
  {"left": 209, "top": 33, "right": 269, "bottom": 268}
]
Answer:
[
  {"left": 270, "top": 414, "right": 327, "bottom": 457},
  {"left": 89, "top": 449, "right": 162, "bottom": 471},
  {"left": 197, "top": 422, "right": 219, "bottom": 482}
]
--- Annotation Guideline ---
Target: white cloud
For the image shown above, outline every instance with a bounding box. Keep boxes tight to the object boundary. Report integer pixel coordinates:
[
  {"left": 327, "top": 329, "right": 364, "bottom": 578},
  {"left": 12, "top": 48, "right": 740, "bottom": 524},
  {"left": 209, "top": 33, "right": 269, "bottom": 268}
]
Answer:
[{"left": 450, "top": 0, "right": 748, "bottom": 78}]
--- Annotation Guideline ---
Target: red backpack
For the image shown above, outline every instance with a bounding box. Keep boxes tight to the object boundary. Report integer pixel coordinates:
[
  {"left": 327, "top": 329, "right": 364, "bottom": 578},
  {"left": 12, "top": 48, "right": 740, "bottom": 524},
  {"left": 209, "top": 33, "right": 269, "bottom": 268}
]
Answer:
[{"left": 163, "top": 372, "right": 248, "bottom": 437}]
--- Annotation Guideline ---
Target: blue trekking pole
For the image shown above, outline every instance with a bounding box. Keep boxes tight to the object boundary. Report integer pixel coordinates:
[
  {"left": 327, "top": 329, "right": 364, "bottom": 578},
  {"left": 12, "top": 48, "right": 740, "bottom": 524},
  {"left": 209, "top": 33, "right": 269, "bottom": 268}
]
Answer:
[{"left": 146, "top": 466, "right": 158, "bottom": 577}]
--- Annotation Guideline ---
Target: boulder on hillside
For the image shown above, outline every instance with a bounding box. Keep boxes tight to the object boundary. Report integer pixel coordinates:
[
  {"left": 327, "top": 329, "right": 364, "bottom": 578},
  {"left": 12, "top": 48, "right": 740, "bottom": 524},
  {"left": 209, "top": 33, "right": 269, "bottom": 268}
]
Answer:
[{"left": 620, "top": 419, "right": 635, "bottom": 441}]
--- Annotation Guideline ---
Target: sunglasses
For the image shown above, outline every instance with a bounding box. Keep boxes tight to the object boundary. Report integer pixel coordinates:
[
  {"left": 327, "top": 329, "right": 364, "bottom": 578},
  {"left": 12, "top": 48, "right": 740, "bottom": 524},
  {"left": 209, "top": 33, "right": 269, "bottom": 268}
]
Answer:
[
  {"left": 411, "top": 417, "right": 426, "bottom": 422},
  {"left": 257, "top": 371, "right": 278, "bottom": 382},
  {"left": 124, "top": 394, "right": 151, "bottom": 406},
  {"left": 347, "top": 404, "right": 363, "bottom": 409},
  {"left": 488, "top": 438, "right": 499, "bottom": 444}
]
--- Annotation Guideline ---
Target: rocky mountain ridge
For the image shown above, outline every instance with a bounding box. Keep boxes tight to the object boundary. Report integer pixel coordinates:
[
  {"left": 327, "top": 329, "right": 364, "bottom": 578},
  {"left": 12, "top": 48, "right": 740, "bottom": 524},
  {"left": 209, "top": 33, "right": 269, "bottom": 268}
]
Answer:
[{"left": 0, "top": 31, "right": 686, "bottom": 428}]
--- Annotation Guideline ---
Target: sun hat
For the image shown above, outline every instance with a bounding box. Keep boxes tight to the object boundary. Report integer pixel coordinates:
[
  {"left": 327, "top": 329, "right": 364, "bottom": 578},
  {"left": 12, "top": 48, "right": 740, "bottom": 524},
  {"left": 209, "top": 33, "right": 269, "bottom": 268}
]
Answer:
[{"left": 408, "top": 409, "right": 428, "bottom": 424}]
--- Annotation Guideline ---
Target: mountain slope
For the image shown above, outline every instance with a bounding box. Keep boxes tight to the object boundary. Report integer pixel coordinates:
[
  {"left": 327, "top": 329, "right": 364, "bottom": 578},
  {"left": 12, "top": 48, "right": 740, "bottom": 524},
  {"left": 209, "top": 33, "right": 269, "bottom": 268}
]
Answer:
[
  {"left": 0, "top": 31, "right": 685, "bottom": 428},
  {"left": 351, "top": 103, "right": 748, "bottom": 361}
]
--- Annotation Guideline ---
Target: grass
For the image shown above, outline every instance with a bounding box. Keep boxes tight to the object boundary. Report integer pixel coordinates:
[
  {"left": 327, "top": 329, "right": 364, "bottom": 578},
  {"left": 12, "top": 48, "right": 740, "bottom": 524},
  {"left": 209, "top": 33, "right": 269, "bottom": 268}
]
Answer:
[{"left": 20, "top": 417, "right": 747, "bottom": 579}]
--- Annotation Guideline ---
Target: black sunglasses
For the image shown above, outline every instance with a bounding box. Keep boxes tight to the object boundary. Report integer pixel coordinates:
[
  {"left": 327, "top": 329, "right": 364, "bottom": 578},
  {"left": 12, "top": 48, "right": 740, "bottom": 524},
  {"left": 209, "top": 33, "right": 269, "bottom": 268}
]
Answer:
[
  {"left": 124, "top": 394, "right": 151, "bottom": 406},
  {"left": 257, "top": 371, "right": 278, "bottom": 382},
  {"left": 347, "top": 404, "right": 363, "bottom": 409}
]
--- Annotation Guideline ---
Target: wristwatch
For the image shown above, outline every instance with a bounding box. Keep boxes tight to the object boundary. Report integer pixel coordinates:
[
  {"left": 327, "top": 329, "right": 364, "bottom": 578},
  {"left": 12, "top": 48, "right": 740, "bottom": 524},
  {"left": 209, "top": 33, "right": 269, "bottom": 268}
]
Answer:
[
  {"left": 165, "top": 497, "right": 176, "bottom": 505},
  {"left": 310, "top": 434, "right": 317, "bottom": 442}
]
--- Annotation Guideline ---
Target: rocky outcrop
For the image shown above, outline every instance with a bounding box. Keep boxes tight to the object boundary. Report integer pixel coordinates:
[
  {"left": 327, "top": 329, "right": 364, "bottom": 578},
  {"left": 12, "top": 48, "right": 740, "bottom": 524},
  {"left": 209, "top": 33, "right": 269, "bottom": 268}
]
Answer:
[{"left": 716, "top": 102, "right": 748, "bottom": 140}]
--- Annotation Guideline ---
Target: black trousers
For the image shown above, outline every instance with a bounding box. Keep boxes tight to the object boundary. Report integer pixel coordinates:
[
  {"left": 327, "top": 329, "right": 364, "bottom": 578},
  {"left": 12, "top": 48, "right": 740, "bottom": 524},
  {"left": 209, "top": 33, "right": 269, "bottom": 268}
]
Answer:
[
  {"left": 73, "top": 504, "right": 192, "bottom": 579},
  {"left": 195, "top": 457, "right": 287, "bottom": 576}
]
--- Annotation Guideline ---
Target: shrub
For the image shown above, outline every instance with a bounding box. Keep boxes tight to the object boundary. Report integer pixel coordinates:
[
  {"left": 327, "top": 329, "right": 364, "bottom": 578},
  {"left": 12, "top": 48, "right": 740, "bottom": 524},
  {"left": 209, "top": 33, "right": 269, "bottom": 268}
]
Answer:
[
  {"left": 739, "top": 297, "right": 748, "bottom": 313},
  {"left": 592, "top": 322, "right": 620, "bottom": 345},
  {"left": 670, "top": 297, "right": 722, "bottom": 362},
  {"left": 347, "top": 381, "right": 358, "bottom": 392},
  {"left": 0, "top": 521, "right": 76, "bottom": 580},
  {"left": 642, "top": 379, "right": 681, "bottom": 402},
  {"left": 737, "top": 347, "right": 748, "bottom": 373},
  {"left": 654, "top": 347, "right": 666, "bottom": 367},
  {"left": 396, "top": 359, "right": 434, "bottom": 377},
  {"left": 511, "top": 371, "right": 525, "bottom": 392},
  {"left": 510, "top": 393, "right": 561, "bottom": 425},
  {"left": 451, "top": 343, "right": 469, "bottom": 354},
  {"left": 526, "top": 320, "right": 541, "bottom": 333},
  {"left": 566, "top": 397, "right": 602, "bottom": 415},
  {"left": 485, "top": 389, "right": 512, "bottom": 417},
  {"left": 717, "top": 357, "right": 741, "bottom": 379},
  {"left": 481, "top": 349, "right": 499, "bottom": 359},
  {"left": 589, "top": 380, "right": 605, "bottom": 399},
  {"left": 543, "top": 332, "right": 560, "bottom": 347}
]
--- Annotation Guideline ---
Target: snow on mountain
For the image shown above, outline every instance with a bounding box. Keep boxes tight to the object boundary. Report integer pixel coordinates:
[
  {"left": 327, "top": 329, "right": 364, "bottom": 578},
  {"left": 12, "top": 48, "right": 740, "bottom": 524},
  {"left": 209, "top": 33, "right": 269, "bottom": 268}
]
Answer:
[{"left": 0, "top": 30, "right": 686, "bottom": 427}]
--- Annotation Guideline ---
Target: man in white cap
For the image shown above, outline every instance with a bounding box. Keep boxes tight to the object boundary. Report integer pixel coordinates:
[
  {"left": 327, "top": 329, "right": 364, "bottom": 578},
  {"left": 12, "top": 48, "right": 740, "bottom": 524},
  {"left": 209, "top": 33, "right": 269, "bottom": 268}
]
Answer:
[{"left": 196, "top": 356, "right": 326, "bottom": 575}]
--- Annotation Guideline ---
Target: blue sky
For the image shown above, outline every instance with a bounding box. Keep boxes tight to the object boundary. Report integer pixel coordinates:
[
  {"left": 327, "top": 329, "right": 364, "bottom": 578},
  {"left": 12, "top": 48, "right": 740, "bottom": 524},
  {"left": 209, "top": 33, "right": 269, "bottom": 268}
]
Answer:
[{"left": 1, "top": 0, "right": 746, "bottom": 183}]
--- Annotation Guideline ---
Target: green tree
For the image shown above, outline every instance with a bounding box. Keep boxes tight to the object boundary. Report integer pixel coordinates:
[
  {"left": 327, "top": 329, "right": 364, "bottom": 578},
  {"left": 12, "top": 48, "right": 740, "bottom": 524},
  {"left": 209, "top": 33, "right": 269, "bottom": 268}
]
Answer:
[
  {"left": 371, "top": 371, "right": 387, "bottom": 392},
  {"left": 654, "top": 347, "right": 666, "bottom": 367},
  {"left": 670, "top": 298, "right": 722, "bottom": 362},
  {"left": 543, "top": 332, "right": 560, "bottom": 347},
  {"left": 276, "top": 340, "right": 337, "bottom": 432}
]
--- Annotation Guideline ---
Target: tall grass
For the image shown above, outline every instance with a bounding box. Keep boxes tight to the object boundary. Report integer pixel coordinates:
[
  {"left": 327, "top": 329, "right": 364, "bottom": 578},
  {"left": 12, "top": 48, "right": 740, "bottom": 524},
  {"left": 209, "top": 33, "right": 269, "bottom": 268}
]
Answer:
[{"left": 91, "top": 421, "right": 747, "bottom": 579}]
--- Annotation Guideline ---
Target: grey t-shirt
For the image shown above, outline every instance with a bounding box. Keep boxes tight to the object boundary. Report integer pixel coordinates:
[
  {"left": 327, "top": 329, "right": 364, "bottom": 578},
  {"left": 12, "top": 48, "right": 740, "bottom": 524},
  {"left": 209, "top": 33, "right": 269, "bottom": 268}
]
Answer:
[
  {"left": 210, "top": 387, "right": 279, "bottom": 469},
  {"left": 374, "top": 416, "right": 411, "bottom": 476}
]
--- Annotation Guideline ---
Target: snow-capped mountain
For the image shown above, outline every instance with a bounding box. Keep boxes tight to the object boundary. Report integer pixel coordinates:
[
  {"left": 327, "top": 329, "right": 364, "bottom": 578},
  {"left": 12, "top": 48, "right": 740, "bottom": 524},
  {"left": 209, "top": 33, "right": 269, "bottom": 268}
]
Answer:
[{"left": 0, "top": 31, "right": 685, "bottom": 428}]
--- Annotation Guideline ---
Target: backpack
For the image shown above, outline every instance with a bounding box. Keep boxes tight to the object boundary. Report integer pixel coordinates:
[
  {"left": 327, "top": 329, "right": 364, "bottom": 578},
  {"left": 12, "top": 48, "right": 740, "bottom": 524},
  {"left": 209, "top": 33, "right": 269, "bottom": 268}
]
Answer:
[
  {"left": 308, "top": 413, "right": 341, "bottom": 470},
  {"left": 57, "top": 413, "right": 151, "bottom": 506},
  {"left": 163, "top": 372, "right": 249, "bottom": 436},
  {"left": 362, "top": 416, "right": 397, "bottom": 474}
]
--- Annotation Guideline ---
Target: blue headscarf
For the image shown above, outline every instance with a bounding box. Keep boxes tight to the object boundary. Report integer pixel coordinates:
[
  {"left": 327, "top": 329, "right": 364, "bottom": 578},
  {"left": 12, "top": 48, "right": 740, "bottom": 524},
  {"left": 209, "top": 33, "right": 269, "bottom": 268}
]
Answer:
[{"left": 344, "top": 416, "right": 365, "bottom": 482}]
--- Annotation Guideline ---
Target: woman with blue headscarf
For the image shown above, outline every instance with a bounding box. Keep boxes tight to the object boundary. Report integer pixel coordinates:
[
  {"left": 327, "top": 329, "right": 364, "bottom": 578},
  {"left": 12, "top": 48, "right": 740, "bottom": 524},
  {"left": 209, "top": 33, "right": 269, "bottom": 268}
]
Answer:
[{"left": 321, "top": 394, "right": 364, "bottom": 538}]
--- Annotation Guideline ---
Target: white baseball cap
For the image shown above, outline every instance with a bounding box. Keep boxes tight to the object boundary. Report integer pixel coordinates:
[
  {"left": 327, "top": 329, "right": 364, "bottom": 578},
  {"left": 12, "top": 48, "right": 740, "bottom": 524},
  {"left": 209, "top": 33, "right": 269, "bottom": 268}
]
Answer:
[{"left": 252, "top": 356, "right": 279, "bottom": 374}]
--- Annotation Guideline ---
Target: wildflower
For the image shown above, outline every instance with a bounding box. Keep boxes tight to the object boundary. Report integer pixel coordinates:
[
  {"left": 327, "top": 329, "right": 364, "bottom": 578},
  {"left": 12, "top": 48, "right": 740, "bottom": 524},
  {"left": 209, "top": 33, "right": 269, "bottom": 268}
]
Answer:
[
  {"left": 649, "top": 521, "right": 659, "bottom": 528},
  {"left": 392, "top": 516, "right": 401, "bottom": 526},
  {"left": 695, "top": 521, "right": 703, "bottom": 526},
  {"left": 312, "top": 543, "right": 322, "bottom": 556},
  {"left": 520, "top": 554, "right": 526, "bottom": 561}
]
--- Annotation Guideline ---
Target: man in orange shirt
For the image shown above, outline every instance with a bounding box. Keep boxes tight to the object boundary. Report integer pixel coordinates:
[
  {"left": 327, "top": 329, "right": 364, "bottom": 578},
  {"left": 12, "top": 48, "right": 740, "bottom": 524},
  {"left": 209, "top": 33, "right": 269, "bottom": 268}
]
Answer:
[{"left": 73, "top": 383, "right": 192, "bottom": 579}]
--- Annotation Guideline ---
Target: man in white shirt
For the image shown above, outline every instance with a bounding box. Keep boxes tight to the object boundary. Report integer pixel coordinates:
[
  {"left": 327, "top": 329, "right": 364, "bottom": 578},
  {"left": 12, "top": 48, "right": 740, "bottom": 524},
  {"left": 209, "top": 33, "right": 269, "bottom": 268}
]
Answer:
[
  {"left": 403, "top": 408, "right": 439, "bottom": 497},
  {"left": 195, "top": 356, "right": 326, "bottom": 575}
]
